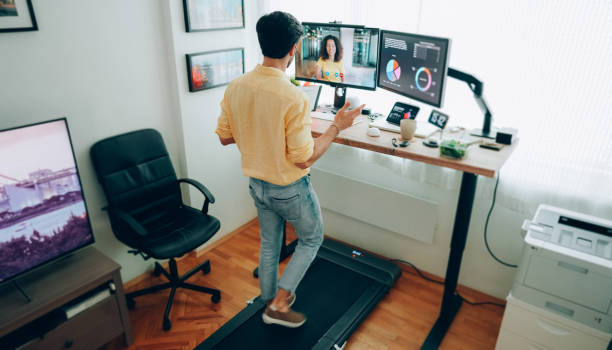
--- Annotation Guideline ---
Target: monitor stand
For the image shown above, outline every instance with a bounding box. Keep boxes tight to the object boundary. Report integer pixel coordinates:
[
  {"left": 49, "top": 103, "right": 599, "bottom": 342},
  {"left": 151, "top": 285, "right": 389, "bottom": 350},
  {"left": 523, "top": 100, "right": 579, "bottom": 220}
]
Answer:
[
  {"left": 447, "top": 67, "right": 499, "bottom": 140},
  {"left": 333, "top": 86, "right": 346, "bottom": 109},
  {"left": 469, "top": 126, "right": 499, "bottom": 139},
  {"left": 315, "top": 86, "right": 359, "bottom": 117}
]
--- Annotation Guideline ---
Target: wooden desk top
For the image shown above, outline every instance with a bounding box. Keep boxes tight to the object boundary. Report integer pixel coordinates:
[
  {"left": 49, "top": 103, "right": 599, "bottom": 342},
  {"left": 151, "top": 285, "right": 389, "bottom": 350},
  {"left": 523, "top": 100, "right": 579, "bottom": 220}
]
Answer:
[{"left": 311, "top": 117, "right": 517, "bottom": 178}]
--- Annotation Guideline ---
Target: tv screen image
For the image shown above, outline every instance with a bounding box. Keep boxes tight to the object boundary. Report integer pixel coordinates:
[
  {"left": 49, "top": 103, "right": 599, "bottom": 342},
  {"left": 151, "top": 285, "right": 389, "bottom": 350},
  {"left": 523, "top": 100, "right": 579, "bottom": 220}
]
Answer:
[
  {"left": 295, "top": 23, "right": 379, "bottom": 90},
  {"left": 0, "top": 119, "right": 94, "bottom": 283}
]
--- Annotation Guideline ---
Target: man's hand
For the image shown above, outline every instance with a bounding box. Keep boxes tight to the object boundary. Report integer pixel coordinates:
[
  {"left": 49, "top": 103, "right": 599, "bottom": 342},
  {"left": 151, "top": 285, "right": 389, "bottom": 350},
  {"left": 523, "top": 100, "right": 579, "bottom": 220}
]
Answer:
[
  {"left": 294, "top": 101, "right": 366, "bottom": 169},
  {"left": 333, "top": 101, "right": 365, "bottom": 131}
]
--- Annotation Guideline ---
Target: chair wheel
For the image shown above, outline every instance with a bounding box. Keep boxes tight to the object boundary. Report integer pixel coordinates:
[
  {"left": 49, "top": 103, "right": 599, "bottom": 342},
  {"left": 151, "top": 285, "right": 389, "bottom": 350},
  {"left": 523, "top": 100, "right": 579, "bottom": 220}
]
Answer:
[
  {"left": 153, "top": 264, "right": 163, "bottom": 277},
  {"left": 211, "top": 292, "right": 221, "bottom": 304},
  {"left": 126, "top": 297, "right": 135, "bottom": 310},
  {"left": 201, "top": 261, "right": 211, "bottom": 274},
  {"left": 162, "top": 318, "right": 171, "bottom": 331}
]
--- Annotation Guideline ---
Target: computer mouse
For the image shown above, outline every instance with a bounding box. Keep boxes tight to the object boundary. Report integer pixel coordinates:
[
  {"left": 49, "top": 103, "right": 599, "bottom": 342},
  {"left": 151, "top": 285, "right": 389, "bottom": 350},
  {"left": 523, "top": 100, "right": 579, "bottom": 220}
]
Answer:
[{"left": 367, "top": 127, "right": 381, "bottom": 137}]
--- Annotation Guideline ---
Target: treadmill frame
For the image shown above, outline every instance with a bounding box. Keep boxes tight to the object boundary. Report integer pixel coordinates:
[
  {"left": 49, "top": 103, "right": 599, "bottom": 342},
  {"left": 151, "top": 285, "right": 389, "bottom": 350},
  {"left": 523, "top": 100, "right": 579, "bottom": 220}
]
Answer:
[{"left": 196, "top": 238, "right": 401, "bottom": 350}]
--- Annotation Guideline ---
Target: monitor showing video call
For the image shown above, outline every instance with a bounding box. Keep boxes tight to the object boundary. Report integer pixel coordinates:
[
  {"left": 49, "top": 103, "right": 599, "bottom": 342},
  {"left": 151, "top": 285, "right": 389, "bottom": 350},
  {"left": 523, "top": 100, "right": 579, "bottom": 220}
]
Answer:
[
  {"left": 377, "top": 30, "right": 450, "bottom": 107},
  {"left": 295, "top": 23, "right": 379, "bottom": 91}
]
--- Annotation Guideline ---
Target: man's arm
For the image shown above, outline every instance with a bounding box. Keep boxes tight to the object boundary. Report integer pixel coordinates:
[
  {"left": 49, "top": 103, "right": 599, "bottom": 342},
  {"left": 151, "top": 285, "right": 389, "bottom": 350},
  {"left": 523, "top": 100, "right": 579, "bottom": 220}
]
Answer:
[
  {"left": 295, "top": 101, "right": 364, "bottom": 169},
  {"left": 215, "top": 90, "right": 235, "bottom": 146}
]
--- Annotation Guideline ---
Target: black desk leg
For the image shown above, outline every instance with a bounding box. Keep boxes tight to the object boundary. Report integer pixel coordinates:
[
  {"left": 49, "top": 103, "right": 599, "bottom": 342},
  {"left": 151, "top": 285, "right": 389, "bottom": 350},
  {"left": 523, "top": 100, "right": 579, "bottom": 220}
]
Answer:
[
  {"left": 422, "top": 172, "right": 478, "bottom": 350},
  {"left": 253, "top": 221, "right": 298, "bottom": 278}
]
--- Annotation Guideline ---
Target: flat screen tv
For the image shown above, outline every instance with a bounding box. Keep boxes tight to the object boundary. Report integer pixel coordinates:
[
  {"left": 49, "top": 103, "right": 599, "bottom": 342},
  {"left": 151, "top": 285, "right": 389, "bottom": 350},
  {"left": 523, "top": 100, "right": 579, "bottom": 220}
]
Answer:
[{"left": 0, "top": 118, "right": 95, "bottom": 283}]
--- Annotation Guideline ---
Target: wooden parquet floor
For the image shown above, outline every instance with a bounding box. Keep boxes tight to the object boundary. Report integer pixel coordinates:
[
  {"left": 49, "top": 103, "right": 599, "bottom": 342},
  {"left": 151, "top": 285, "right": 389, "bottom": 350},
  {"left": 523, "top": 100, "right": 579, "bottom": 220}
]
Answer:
[{"left": 103, "top": 219, "right": 504, "bottom": 350}]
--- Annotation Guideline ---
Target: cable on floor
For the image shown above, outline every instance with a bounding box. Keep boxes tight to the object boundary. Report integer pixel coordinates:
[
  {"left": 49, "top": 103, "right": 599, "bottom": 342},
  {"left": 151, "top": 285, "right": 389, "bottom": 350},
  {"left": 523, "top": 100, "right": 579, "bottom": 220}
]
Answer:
[{"left": 390, "top": 259, "right": 505, "bottom": 308}]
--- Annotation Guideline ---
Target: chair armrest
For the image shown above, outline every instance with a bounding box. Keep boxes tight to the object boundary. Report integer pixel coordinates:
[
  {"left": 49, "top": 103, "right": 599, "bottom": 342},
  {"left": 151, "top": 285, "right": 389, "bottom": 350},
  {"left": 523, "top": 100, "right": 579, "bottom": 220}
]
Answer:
[
  {"left": 104, "top": 206, "right": 148, "bottom": 237},
  {"left": 178, "top": 178, "right": 215, "bottom": 203},
  {"left": 178, "top": 178, "right": 215, "bottom": 214}
]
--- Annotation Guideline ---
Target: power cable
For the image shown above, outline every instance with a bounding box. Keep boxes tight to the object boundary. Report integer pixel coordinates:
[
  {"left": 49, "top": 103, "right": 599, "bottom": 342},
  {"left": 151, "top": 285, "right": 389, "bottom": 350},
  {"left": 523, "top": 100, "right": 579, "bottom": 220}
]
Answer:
[
  {"left": 484, "top": 172, "right": 518, "bottom": 268},
  {"left": 390, "top": 259, "right": 505, "bottom": 308}
]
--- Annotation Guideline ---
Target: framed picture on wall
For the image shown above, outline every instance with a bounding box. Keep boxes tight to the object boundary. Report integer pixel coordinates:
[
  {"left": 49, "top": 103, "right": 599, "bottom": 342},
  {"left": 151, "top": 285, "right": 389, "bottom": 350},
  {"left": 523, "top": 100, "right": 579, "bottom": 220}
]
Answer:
[
  {"left": 186, "top": 48, "right": 245, "bottom": 92},
  {"left": 0, "top": 0, "right": 37, "bottom": 33},
  {"left": 183, "top": 0, "right": 244, "bottom": 32}
]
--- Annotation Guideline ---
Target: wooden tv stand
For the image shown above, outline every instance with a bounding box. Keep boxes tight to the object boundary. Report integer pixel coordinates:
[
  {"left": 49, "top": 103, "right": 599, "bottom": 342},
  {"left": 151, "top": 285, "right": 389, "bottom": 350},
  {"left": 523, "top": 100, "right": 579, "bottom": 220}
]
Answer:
[{"left": 0, "top": 247, "right": 133, "bottom": 349}]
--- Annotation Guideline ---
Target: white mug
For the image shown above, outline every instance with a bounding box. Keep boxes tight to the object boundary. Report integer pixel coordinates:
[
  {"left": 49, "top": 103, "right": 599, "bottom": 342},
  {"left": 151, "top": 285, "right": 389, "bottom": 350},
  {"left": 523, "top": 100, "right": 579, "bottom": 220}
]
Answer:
[{"left": 400, "top": 119, "right": 417, "bottom": 140}]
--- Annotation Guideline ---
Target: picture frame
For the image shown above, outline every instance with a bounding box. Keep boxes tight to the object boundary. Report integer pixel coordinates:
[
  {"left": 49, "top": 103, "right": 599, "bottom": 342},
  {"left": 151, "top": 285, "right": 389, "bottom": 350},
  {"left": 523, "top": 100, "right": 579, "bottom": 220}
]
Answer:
[
  {"left": 0, "top": 0, "right": 37, "bottom": 33},
  {"left": 186, "top": 48, "right": 245, "bottom": 92},
  {"left": 183, "top": 0, "right": 244, "bottom": 32}
]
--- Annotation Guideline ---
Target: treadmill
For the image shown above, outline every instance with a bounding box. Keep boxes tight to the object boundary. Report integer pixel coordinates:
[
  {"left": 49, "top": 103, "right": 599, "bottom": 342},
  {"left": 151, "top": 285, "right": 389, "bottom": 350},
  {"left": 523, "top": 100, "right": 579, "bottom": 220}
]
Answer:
[{"left": 196, "top": 238, "right": 401, "bottom": 350}]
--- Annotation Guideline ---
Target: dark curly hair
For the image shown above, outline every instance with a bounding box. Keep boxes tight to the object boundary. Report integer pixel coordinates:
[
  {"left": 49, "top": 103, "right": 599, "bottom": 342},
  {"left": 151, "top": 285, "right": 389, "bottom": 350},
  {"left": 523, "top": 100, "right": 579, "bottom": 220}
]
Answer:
[
  {"left": 256, "top": 11, "right": 304, "bottom": 59},
  {"left": 319, "top": 35, "right": 343, "bottom": 62}
]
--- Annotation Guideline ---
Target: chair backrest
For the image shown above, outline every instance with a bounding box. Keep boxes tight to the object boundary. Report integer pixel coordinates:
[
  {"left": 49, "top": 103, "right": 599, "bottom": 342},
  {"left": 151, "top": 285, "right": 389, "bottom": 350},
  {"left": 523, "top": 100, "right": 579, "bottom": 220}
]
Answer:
[{"left": 90, "top": 129, "right": 181, "bottom": 225}]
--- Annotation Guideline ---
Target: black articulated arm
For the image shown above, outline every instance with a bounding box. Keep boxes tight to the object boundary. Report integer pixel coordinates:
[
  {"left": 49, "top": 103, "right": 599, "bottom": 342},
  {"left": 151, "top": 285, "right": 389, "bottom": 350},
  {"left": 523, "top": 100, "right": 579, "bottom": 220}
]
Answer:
[
  {"left": 447, "top": 67, "right": 482, "bottom": 95},
  {"left": 448, "top": 67, "right": 494, "bottom": 137},
  {"left": 178, "top": 178, "right": 215, "bottom": 214}
]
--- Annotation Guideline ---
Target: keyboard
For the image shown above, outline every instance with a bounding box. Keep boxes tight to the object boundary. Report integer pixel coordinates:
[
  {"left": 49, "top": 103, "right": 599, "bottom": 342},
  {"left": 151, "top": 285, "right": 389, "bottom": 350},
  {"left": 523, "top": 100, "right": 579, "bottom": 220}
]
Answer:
[
  {"left": 369, "top": 117, "right": 439, "bottom": 138},
  {"left": 311, "top": 111, "right": 363, "bottom": 125},
  {"left": 311, "top": 111, "right": 335, "bottom": 121}
]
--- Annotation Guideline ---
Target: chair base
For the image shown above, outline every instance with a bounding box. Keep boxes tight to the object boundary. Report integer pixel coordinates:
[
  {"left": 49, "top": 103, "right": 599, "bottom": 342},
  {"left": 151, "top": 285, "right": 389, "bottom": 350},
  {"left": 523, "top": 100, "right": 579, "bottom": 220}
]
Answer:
[{"left": 126, "top": 258, "right": 221, "bottom": 331}]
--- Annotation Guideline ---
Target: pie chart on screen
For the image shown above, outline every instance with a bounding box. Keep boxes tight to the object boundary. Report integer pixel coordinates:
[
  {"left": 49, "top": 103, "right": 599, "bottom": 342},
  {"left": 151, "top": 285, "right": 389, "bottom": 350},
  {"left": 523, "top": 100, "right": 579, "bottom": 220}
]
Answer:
[{"left": 386, "top": 59, "right": 401, "bottom": 82}]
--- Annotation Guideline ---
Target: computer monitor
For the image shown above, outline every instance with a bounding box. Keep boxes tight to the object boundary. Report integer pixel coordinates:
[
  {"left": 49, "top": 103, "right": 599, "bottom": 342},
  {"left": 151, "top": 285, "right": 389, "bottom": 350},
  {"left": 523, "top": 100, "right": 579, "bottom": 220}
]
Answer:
[
  {"left": 295, "top": 22, "right": 379, "bottom": 91},
  {"left": 377, "top": 30, "right": 450, "bottom": 107},
  {"left": 0, "top": 118, "right": 95, "bottom": 284}
]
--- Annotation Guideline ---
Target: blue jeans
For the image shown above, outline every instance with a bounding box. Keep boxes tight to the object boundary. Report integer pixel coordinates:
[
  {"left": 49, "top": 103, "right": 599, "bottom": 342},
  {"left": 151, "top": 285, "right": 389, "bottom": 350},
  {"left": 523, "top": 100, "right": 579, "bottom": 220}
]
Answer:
[{"left": 248, "top": 175, "right": 323, "bottom": 301}]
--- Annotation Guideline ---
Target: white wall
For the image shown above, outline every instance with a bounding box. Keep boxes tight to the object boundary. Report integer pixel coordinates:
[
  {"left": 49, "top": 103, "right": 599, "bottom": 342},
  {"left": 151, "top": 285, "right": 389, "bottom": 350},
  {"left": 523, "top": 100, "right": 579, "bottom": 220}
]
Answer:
[
  {"left": 0, "top": 0, "right": 183, "bottom": 282},
  {"left": 162, "top": 1, "right": 259, "bottom": 245}
]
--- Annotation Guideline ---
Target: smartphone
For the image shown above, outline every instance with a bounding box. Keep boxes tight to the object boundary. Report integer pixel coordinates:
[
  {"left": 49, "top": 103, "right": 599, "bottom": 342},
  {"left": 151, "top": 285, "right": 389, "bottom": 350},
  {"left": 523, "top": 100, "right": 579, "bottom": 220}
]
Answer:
[{"left": 479, "top": 142, "right": 504, "bottom": 151}]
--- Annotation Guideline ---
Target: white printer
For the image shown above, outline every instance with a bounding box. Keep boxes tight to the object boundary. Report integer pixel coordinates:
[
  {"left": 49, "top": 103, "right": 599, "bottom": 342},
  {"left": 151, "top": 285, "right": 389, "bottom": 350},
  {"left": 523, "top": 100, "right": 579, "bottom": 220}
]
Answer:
[{"left": 512, "top": 204, "right": 612, "bottom": 333}]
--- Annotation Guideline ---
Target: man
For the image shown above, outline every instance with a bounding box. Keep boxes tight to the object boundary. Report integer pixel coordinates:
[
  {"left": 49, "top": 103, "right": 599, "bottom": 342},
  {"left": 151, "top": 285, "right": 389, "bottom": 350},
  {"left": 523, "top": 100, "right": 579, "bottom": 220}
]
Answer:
[{"left": 216, "top": 11, "right": 364, "bottom": 328}]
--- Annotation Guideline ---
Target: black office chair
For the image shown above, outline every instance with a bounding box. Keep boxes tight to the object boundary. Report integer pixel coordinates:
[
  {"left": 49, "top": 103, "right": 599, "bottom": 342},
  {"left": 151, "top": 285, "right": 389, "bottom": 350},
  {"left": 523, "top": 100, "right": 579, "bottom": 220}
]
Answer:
[{"left": 90, "top": 129, "right": 221, "bottom": 331}]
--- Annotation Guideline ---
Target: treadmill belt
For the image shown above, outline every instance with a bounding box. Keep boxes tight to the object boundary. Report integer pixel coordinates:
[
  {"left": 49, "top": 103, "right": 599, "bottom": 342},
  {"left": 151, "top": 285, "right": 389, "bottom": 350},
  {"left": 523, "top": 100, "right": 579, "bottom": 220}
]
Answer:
[{"left": 211, "top": 258, "right": 376, "bottom": 350}]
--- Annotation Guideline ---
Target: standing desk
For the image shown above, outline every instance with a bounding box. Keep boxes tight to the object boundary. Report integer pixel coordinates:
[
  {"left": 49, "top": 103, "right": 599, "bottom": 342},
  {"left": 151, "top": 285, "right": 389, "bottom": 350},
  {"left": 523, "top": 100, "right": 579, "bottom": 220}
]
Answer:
[{"left": 310, "top": 116, "right": 517, "bottom": 349}]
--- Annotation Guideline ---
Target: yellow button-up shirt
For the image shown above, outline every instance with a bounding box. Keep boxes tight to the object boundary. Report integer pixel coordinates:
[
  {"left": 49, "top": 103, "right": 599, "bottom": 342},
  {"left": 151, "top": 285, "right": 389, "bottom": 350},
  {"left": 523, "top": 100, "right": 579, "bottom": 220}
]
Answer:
[{"left": 215, "top": 64, "right": 314, "bottom": 186}]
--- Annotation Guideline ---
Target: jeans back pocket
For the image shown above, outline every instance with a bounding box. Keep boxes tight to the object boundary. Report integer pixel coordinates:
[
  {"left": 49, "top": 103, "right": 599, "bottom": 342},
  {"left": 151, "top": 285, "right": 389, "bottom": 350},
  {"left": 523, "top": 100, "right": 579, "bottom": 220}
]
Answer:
[{"left": 271, "top": 193, "right": 302, "bottom": 221}]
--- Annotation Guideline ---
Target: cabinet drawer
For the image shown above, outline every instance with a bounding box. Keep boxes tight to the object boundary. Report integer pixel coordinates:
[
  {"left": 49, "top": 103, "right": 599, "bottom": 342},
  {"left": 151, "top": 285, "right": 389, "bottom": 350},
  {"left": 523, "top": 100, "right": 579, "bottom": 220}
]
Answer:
[
  {"left": 501, "top": 302, "right": 609, "bottom": 350},
  {"left": 496, "top": 329, "right": 551, "bottom": 350},
  {"left": 27, "top": 295, "right": 123, "bottom": 350},
  {"left": 524, "top": 255, "right": 612, "bottom": 312}
]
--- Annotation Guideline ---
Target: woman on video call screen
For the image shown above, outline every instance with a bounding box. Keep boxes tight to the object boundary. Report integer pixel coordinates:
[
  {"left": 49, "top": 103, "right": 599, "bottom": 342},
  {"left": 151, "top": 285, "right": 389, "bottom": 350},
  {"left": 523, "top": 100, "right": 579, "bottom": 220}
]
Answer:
[{"left": 315, "top": 35, "right": 344, "bottom": 83}]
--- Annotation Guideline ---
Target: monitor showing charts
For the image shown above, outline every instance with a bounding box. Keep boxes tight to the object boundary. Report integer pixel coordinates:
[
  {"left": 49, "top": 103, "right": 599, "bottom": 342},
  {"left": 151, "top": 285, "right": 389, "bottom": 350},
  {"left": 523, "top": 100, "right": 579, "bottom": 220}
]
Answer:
[
  {"left": 377, "top": 30, "right": 450, "bottom": 107},
  {"left": 295, "top": 22, "right": 379, "bottom": 91}
]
